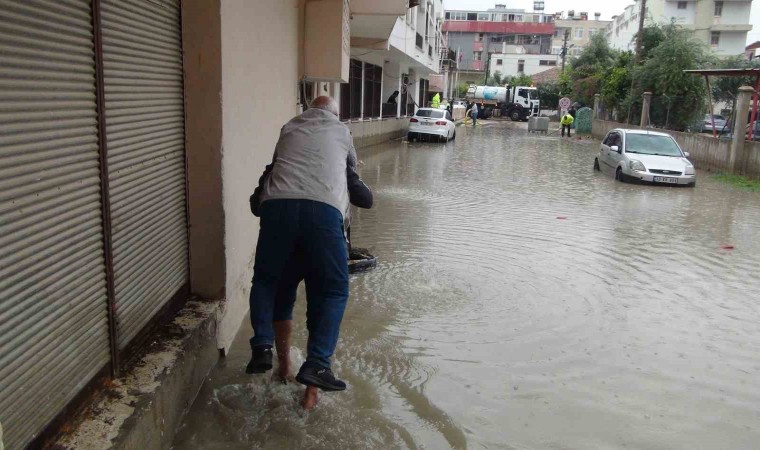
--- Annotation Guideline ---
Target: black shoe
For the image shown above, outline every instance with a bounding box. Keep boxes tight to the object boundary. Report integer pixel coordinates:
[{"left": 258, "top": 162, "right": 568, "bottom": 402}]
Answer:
[
  {"left": 246, "top": 345, "right": 273, "bottom": 374},
  {"left": 295, "top": 365, "right": 347, "bottom": 391}
]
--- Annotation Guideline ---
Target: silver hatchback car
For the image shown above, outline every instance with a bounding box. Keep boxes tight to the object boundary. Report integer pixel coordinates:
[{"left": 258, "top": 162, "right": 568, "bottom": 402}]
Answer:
[{"left": 594, "top": 129, "right": 696, "bottom": 187}]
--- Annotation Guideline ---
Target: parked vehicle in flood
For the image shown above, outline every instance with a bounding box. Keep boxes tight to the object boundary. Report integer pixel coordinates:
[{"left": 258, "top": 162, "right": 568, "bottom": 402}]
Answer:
[
  {"left": 594, "top": 129, "right": 696, "bottom": 187},
  {"left": 408, "top": 108, "right": 456, "bottom": 143}
]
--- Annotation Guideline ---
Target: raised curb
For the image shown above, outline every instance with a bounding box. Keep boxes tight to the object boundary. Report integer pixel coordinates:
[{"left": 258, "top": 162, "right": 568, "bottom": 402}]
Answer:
[{"left": 56, "top": 300, "right": 222, "bottom": 450}]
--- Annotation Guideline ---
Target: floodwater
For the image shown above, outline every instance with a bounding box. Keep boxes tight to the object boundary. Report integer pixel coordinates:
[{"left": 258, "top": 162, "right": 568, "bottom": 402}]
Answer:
[{"left": 173, "top": 121, "right": 760, "bottom": 449}]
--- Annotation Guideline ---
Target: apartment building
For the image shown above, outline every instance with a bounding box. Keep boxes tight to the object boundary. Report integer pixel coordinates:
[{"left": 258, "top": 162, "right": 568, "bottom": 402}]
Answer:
[
  {"left": 443, "top": 3, "right": 555, "bottom": 84},
  {"left": 0, "top": 1, "right": 439, "bottom": 448},
  {"left": 489, "top": 53, "right": 560, "bottom": 78},
  {"left": 605, "top": 0, "right": 753, "bottom": 56},
  {"left": 551, "top": 11, "right": 612, "bottom": 57}
]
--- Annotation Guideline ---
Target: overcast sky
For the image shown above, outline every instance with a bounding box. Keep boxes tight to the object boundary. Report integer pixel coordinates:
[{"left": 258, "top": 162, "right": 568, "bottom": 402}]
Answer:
[{"left": 443, "top": 0, "right": 760, "bottom": 45}]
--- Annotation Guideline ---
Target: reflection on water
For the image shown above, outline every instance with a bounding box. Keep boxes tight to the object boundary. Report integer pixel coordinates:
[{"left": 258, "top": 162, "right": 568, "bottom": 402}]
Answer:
[{"left": 174, "top": 122, "right": 760, "bottom": 449}]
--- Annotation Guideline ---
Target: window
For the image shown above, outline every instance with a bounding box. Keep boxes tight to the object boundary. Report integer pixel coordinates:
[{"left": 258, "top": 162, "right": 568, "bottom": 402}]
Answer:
[
  {"left": 363, "top": 63, "right": 382, "bottom": 118},
  {"left": 711, "top": 31, "right": 720, "bottom": 46},
  {"left": 473, "top": 51, "right": 482, "bottom": 60},
  {"left": 340, "top": 59, "right": 362, "bottom": 121},
  {"left": 496, "top": 58, "right": 503, "bottom": 65},
  {"left": 517, "top": 59, "right": 525, "bottom": 73},
  {"left": 677, "top": 1, "right": 687, "bottom": 9},
  {"left": 603, "top": 132, "right": 620, "bottom": 147},
  {"left": 445, "top": 12, "right": 450, "bottom": 19},
  {"left": 539, "top": 60, "right": 557, "bottom": 66},
  {"left": 575, "top": 28, "right": 584, "bottom": 39},
  {"left": 467, "top": 12, "right": 477, "bottom": 20},
  {"left": 588, "top": 28, "right": 597, "bottom": 36},
  {"left": 552, "top": 46, "right": 562, "bottom": 54},
  {"left": 477, "top": 13, "right": 490, "bottom": 21},
  {"left": 416, "top": 109, "right": 444, "bottom": 118},
  {"left": 478, "top": 33, "right": 484, "bottom": 42},
  {"left": 554, "top": 28, "right": 561, "bottom": 37},
  {"left": 714, "top": 1, "right": 723, "bottom": 16}
]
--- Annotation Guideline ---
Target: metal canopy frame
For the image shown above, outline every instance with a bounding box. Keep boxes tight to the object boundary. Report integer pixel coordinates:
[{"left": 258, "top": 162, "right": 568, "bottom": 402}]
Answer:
[{"left": 684, "top": 69, "right": 760, "bottom": 140}]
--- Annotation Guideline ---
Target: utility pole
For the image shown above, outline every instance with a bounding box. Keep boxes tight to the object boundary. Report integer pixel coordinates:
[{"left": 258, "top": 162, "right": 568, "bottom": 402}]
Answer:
[
  {"left": 560, "top": 28, "right": 569, "bottom": 73},
  {"left": 483, "top": 36, "right": 491, "bottom": 85},
  {"left": 634, "top": 0, "right": 647, "bottom": 63}
]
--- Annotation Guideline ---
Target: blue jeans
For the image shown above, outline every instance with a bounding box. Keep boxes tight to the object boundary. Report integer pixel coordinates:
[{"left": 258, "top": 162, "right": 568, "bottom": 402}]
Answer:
[
  {"left": 471, "top": 113, "right": 477, "bottom": 126},
  {"left": 249, "top": 199, "right": 349, "bottom": 369}
]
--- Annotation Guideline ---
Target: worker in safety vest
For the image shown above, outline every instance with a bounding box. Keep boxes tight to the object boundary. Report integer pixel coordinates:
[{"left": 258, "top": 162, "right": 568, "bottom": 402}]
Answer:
[
  {"left": 431, "top": 92, "right": 440, "bottom": 108},
  {"left": 560, "top": 112, "right": 574, "bottom": 137}
]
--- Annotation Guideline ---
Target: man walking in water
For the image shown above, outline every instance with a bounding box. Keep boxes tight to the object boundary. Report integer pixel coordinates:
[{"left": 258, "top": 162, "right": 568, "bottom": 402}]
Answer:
[
  {"left": 470, "top": 102, "right": 479, "bottom": 127},
  {"left": 247, "top": 96, "right": 371, "bottom": 409}
]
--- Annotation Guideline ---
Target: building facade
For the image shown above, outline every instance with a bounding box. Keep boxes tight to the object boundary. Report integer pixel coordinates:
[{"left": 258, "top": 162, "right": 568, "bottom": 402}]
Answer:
[
  {"left": 489, "top": 53, "right": 559, "bottom": 78},
  {"left": 443, "top": 3, "right": 555, "bottom": 85},
  {"left": 0, "top": 1, "right": 440, "bottom": 448},
  {"left": 551, "top": 11, "right": 611, "bottom": 57},
  {"left": 605, "top": 0, "right": 753, "bottom": 56}
]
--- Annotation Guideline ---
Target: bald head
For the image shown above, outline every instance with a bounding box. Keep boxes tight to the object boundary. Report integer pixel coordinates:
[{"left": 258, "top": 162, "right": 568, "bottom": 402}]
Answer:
[{"left": 310, "top": 96, "right": 339, "bottom": 117}]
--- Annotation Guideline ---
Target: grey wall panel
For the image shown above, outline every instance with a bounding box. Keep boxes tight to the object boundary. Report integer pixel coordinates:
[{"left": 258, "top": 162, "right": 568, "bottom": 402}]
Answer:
[
  {"left": 100, "top": 0, "right": 188, "bottom": 350},
  {"left": 0, "top": 1, "right": 110, "bottom": 448}
]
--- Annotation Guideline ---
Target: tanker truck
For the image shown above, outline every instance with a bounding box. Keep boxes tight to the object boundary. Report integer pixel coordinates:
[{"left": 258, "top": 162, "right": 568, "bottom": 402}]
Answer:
[{"left": 465, "top": 84, "right": 539, "bottom": 121}]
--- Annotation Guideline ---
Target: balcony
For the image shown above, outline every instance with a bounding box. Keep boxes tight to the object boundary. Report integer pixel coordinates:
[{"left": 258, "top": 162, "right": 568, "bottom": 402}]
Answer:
[{"left": 350, "top": 0, "right": 407, "bottom": 16}]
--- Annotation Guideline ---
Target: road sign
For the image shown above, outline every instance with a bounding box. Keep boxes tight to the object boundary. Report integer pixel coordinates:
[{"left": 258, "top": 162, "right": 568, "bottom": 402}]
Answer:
[{"left": 559, "top": 97, "right": 571, "bottom": 110}]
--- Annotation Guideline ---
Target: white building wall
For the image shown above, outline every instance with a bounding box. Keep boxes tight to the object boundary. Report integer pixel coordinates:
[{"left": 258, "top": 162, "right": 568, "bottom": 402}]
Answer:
[
  {"left": 719, "top": 1, "right": 753, "bottom": 25},
  {"left": 717, "top": 31, "right": 749, "bottom": 56},
  {"left": 490, "top": 54, "right": 559, "bottom": 78},
  {"left": 661, "top": 1, "right": 696, "bottom": 24},
  {"left": 217, "top": 0, "right": 300, "bottom": 351}
]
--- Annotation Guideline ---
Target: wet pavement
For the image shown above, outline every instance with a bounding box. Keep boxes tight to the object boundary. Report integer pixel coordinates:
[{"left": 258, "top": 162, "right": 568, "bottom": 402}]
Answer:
[{"left": 173, "top": 121, "right": 760, "bottom": 449}]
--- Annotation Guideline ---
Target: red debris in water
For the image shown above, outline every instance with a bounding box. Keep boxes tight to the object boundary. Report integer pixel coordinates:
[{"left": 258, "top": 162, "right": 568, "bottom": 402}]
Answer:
[
  {"left": 556, "top": 216, "right": 568, "bottom": 220},
  {"left": 721, "top": 245, "right": 735, "bottom": 250}
]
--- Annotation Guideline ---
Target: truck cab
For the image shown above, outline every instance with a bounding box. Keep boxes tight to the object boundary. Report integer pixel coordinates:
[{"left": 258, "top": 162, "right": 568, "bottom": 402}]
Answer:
[{"left": 508, "top": 86, "right": 540, "bottom": 120}]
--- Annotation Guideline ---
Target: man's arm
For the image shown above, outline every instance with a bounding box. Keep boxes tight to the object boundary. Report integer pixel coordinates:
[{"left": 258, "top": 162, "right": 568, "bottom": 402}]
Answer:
[
  {"left": 347, "top": 165, "right": 372, "bottom": 209},
  {"left": 345, "top": 138, "right": 372, "bottom": 208},
  {"left": 249, "top": 153, "right": 276, "bottom": 217}
]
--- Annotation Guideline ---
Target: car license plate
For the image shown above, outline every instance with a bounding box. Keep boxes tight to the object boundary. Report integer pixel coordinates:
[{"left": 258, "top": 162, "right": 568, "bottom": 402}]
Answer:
[
  {"left": 421, "top": 122, "right": 433, "bottom": 126},
  {"left": 654, "top": 176, "right": 678, "bottom": 183}
]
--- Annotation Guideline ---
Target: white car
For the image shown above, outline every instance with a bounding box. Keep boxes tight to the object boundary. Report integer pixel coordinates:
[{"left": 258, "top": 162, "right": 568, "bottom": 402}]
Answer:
[
  {"left": 593, "top": 129, "right": 696, "bottom": 187},
  {"left": 408, "top": 108, "right": 456, "bottom": 143}
]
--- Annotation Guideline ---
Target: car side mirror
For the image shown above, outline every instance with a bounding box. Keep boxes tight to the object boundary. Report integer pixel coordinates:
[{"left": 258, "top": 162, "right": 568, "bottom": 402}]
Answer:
[
  {"left": 610, "top": 145, "right": 620, "bottom": 153},
  {"left": 684, "top": 151, "right": 690, "bottom": 158}
]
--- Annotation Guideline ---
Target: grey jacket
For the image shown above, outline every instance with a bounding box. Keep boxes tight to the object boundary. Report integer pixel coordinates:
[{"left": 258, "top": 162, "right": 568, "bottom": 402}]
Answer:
[{"left": 257, "top": 108, "right": 363, "bottom": 217}]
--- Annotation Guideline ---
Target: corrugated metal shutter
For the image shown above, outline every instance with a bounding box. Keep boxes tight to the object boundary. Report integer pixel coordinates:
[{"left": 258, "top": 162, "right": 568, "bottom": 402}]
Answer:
[
  {"left": 0, "top": 1, "right": 110, "bottom": 448},
  {"left": 100, "top": 0, "right": 189, "bottom": 349}
]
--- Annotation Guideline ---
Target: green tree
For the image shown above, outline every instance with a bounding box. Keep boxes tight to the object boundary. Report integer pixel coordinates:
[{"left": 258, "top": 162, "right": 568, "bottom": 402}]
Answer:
[
  {"left": 537, "top": 82, "right": 561, "bottom": 109},
  {"left": 710, "top": 56, "right": 760, "bottom": 105},
  {"left": 635, "top": 24, "right": 713, "bottom": 129},
  {"left": 505, "top": 74, "right": 534, "bottom": 87},
  {"left": 631, "top": 24, "right": 667, "bottom": 62}
]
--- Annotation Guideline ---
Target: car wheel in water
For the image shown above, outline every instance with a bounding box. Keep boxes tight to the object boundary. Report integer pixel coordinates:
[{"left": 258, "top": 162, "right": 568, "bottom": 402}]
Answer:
[
  {"left": 593, "top": 158, "right": 600, "bottom": 171},
  {"left": 510, "top": 110, "right": 521, "bottom": 121},
  {"left": 452, "top": 131, "right": 456, "bottom": 140},
  {"left": 615, "top": 167, "right": 625, "bottom": 182}
]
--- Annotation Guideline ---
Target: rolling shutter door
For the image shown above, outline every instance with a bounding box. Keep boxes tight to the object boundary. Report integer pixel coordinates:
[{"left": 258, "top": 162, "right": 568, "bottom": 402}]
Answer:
[
  {"left": 99, "top": 0, "right": 188, "bottom": 349},
  {"left": 0, "top": 1, "right": 110, "bottom": 449}
]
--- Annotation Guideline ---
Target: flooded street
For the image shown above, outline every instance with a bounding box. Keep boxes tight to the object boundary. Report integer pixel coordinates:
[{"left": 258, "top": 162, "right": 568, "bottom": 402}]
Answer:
[{"left": 173, "top": 121, "right": 760, "bottom": 449}]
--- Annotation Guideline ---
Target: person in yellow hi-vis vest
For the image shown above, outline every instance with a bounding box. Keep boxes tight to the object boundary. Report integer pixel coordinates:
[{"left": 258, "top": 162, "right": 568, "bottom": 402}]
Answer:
[
  {"left": 431, "top": 92, "right": 440, "bottom": 108},
  {"left": 560, "top": 112, "right": 574, "bottom": 137}
]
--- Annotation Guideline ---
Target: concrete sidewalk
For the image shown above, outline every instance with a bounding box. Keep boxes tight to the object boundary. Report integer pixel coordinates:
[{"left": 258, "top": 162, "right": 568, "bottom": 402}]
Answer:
[{"left": 55, "top": 300, "right": 222, "bottom": 450}]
